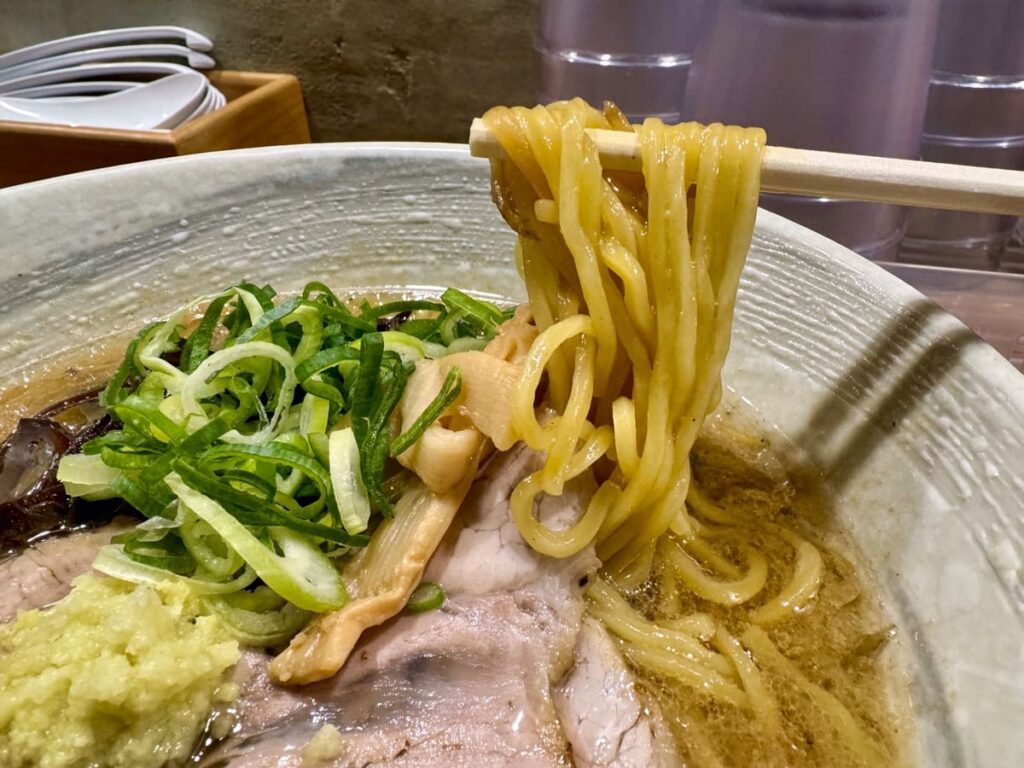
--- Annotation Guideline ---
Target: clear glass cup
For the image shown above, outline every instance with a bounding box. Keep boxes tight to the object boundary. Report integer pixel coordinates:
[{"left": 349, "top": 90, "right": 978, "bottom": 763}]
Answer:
[
  {"left": 682, "top": 0, "right": 939, "bottom": 260},
  {"left": 901, "top": 0, "right": 1024, "bottom": 269},
  {"left": 536, "top": 0, "right": 707, "bottom": 123}
]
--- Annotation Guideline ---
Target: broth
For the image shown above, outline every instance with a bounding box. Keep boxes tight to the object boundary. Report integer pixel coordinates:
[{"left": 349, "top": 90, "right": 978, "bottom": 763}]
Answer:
[{"left": 628, "top": 403, "right": 914, "bottom": 767}]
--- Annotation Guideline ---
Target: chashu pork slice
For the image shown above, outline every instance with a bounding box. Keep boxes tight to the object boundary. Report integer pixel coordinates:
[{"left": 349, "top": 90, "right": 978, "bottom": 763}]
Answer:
[
  {"left": 0, "top": 520, "right": 133, "bottom": 622},
  {"left": 555, "top": 618, "right": 679, "bottom": 768},
  {"left": 203, "top": 445, "right": 599, "bottom": 767}
]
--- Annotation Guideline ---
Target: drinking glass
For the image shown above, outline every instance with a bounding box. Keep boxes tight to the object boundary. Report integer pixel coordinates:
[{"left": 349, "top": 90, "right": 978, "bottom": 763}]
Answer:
[
  {"left": 536, "top": 0, "right": 707, "bottom": 123},
  {"left": 683, "top": 0, "right": 939, "bottom": 260},
  {"left": 902, "top": 0, "right": 1024, "bottom": 269}
]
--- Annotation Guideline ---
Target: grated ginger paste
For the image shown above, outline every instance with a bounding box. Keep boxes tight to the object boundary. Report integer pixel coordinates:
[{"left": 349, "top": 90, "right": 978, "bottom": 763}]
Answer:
[{"left": 0, "top": 574, "right": 240, "bottom": 768}]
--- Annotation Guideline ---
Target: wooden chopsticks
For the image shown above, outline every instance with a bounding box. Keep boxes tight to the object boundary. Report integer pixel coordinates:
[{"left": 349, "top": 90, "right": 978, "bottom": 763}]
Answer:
[{"left": 469, "top": 118, "right": 1024, "bottom": 217}]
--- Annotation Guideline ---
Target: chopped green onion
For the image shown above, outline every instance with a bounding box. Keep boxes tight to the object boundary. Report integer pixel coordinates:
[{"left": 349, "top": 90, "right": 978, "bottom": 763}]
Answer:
[
  {"left": 357, "top": 356, "right": 411, "bottom": 517},
  {"left": 134, "top": 316, "right": 185, "bottom": 382},
  {"left": 165, "top": 472, "right": 348, "bottom": 612},
  {"left": 313, "top": 303, "right": 376, "bottom": 334},
  {"left": 114, "top": 395, "right": 188, "bottom": 445},
  {"left": 406, "top": 582, "right": 445, "bottom": 613},
  {"left": 299, "top": 394, "right": 330, "bottom": 437},
  {"left": 111, "top": 473, "right": 172, "bottom": 518},
  {"left": 93, "top": 544, "right": 258, "bottom": 594},
  {"left": 101, "top": 322, "right": 160, "bottom": 406},
  {"left": 64, "top": 280, "right": 504, "bottom": 622},
  {"left": 307, "top": 432, "right": 330, "bottom": 468},
  {"left": 180, "top": 514, "right": 244, "bottom": 579},
  {"left": 287, "top": 305, "right": 325, "bottom": 362},
  {"left": 438, "top": 309, "right": 467, "bottom": 345},
  {"left": 111, "top": 529, "right": 196, "bottom": 574},
  {"left": 171, "top": 459, "right": 364, "bottom": 547},
  {"left": 181, "top": 341, "right": 298, "bottom": 445},
  {"left": 350, "top": 331, "right": 427, "bottom": 365},
  {"left": 136, "top": 416, "right": 231, "bottom": 488},
  {"left": 301, "top": 281, "right": 345, "bottom": 306},
  {"left": 399, "top": 317, "right": 442, "bottom": 340},
  {"left": 235, "top": 282, "right": 275, "bottom": 317},
  {"left": 361, "top": 299, "right": 445, "bottom": 321},
  {"left": 294, "top": 346, "right": 360, "bottom": 385},
  {"left": 441, "top": 288, "right": 506, "bottom": 331},
  {"left": 98, "top": 446, "right": 156, "bottom": 470},
  {"left": 181, "top": 293, "right": 232, "bottom": 373},
  {"left": 235, "top": 297, "right": 303, "bottom": 346},
  {"left": 391, "top": 368, "right": 462, "bottom": 456},
  {"left": 203, "top": 589, "right": 312, "bottom": 646},
  {"left": 56, "top": 453, "right": 121, "bottom": 500},
  {"left": 202, "top": 443, "right": 328, "bottom": 501},
  {"left": 350, "top": 333, "right": 384, "bottom": 424},
  {"left": 329, "top": 427, "right": 372, "bottom": 535}
]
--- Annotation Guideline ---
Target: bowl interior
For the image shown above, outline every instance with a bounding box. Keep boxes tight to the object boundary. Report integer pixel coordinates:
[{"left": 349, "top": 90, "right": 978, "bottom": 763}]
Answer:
[{"left": 2, "top": 143, "right": 1023, "bottom": 767}]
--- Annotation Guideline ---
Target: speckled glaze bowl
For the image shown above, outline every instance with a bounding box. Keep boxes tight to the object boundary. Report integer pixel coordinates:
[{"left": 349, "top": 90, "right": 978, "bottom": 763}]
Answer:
[{"left": 1, "top": 144, "right": 1022, "bottom": 766}]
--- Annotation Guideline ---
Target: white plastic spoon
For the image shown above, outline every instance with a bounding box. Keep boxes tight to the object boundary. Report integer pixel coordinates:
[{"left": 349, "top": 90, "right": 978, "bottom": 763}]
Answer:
[
  {"left": 0, "top": 62, "right": 194, "bottom": 94},
  {"left": 0, "top": 45, "right": 215, "bottom": 85},
  {"left": 185, "top": 85, "right": 228, "bottom": 121},
  {"left": 178, "top": 86, "right": 216, "bottom": 125},
  {"left": 0, "top": 72, "right": 208, "bottom": 130},
  {"left": 0, "top": 26, "right": 213, "bottom": 70},
  {"left": 4, "top": 81, "right": 139, "bottom": 99}
]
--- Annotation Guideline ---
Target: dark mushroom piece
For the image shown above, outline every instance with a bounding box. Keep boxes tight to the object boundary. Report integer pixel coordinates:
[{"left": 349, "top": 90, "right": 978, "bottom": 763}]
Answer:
[{"left": 0, "top": 390, "right": 126, "bottom": 556}]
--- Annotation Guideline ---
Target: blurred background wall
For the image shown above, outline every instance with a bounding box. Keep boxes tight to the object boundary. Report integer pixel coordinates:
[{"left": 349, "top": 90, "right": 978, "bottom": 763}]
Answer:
[{"left": 0, "top": 0, "right": 539, "bottom": 141}]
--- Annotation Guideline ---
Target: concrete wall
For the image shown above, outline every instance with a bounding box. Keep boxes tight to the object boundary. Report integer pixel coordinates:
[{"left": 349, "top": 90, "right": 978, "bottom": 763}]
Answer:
[{"left": 0, "top": 0, "right": 539, "bottom": 142}]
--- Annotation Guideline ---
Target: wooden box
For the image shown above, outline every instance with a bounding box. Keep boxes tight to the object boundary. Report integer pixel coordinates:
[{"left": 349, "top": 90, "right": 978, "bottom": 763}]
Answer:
[{"left": 0, "top": 71, "right": 311, "bottom": 188}]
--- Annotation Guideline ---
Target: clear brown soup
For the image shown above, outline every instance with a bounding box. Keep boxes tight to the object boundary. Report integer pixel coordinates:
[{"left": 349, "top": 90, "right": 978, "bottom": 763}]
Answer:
[{"left": 629, "top": 405, "right": 914, "bottom": 767}]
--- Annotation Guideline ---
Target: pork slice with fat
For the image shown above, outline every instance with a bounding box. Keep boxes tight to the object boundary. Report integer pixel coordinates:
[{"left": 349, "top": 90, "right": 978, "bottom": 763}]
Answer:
[
  {"left": 555, "top": 618, "right": 679, "bottom": 768},
  {"left": 0, "top": 520, "right": 132, "bottom": 622},
  {"left": 203, "top": 446, "right": 598, "bottom": 767}
]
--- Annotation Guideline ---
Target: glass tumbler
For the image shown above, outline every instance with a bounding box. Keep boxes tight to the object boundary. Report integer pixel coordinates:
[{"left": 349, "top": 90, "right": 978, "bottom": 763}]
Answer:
[
  {"left": 536, "top": 0, "right": 707, "bottom": 123},
  {"left": 902, "top": 0, "right": 1024, "bottom": 269},
  {"left": 683, "top": 0, "right": 939, "bottom": 260}
]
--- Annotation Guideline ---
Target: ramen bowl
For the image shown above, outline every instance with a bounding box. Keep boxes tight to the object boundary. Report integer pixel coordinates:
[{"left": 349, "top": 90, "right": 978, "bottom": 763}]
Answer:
[{"left": 1, "top": 144, "right": 1022, "bottom": 766}]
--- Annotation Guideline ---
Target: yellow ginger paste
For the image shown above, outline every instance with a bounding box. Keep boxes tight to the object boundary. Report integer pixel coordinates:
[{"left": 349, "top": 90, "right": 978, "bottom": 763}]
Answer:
[{"left": 0, "top": 574, "right": 240, "bottom": 768}]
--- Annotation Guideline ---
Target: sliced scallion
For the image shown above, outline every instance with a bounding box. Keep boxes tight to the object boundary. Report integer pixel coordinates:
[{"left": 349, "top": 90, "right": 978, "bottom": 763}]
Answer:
[
  {"left": 441, "top": 287, "right": 506, "bottom": 330},
  {"left": 165, "top": 472, "right": 348, "bottom": 612},
  {"left": 406, "top": 581, "right": 445, "bottom": 613},
  {"left": 60, "top": 280, "right": 507, "bottom": 635},
  {"left": 328, "top": 427, "right": 372, "bottom": 535},
  {"left": 93, "top": 544, "right": 258, "bottom": 594},
  {"left": 203, "top": 589, "right": 312, "bottom": 646},
  {"left": 391, "top": 367, "right": 462, "bottom": 456}
]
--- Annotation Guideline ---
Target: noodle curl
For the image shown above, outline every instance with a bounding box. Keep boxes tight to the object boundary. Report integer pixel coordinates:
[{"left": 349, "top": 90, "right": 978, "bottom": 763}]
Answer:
[{"left": 482, "top": 100, "right": 766, "bottom": 579}]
